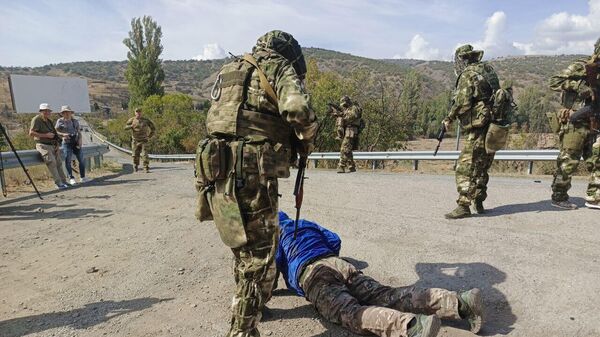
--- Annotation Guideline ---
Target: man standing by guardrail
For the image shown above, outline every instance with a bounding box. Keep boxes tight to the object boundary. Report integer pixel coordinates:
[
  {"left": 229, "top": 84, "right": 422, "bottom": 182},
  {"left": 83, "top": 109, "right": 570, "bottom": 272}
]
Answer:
[
  {"left": 124, "top": 107, "right": 155, "bottom": 173},
  {"left": 56, "top": 105, "right": 89, "bottom": 185},
  {"left": 29, "top": 103, "right": 69, "bottom": 190}
]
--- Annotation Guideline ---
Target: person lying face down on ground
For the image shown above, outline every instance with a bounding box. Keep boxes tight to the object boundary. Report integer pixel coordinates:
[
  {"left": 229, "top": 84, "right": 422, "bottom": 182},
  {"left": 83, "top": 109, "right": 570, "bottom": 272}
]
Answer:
[{"left": 274, "top": 212, "right": 484, "bottom": 337}]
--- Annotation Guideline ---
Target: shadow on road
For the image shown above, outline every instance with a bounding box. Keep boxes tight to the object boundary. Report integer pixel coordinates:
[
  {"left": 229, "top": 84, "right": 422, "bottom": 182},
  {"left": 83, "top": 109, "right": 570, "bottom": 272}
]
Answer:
[
  {"left": 484, "top": 197, "right": 586, "bottom": 217},
  {"left": 0, "top": 297, "right": 170, "bottom": 337},
  {"left": 414, "top": 262, "right": 516, "bottom": 335},
  {"left": 0, "top": 164, "right": 142, "bottom": 207},
  {"left": 0, "top": 202, "right": 112, "bottom": 221}
]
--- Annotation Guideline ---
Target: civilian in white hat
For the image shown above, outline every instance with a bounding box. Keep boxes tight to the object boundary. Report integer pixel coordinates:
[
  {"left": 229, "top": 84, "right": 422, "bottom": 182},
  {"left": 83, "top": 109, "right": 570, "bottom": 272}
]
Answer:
[
  {"left": 29, "top": 103, "right": 69, "bottom": 189},
  {"left": 56, "top": 105, "right": 89, "bottom": 185}
]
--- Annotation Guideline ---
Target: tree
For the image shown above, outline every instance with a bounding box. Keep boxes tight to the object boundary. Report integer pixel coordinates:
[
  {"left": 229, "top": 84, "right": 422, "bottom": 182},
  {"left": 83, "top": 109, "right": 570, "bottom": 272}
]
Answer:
[
  {"left": 515, "top": 85, "right": 552, "bottom": 133},
  {"left": 123, "top": 16, "right": 165, "bottom": 109}
]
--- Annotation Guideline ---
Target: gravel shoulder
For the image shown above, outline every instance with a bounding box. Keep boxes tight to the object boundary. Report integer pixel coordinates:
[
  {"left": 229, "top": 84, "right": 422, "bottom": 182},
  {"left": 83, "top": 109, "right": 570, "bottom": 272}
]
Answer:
[{"left": 1, "top": 163, "right": 599, "bottom": 337}]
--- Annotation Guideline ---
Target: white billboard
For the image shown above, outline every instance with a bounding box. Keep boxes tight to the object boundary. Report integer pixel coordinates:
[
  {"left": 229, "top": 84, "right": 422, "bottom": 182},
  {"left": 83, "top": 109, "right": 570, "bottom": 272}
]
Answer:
[{"left": 9, "top": 74, "right": 91, "bottom": 113}]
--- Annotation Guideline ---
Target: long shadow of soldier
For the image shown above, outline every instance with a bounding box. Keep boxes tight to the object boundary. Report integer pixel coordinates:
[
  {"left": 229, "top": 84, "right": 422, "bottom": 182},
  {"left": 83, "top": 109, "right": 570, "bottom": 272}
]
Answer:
[
  {"left": 0, "top": 297, "right": 170, "bottom": 337},
  {"left": 484, "top": 197, "right": 586, "bottom": 217},
  {"left": 414, "top": 262, "right": 516, "bottom": 335}
]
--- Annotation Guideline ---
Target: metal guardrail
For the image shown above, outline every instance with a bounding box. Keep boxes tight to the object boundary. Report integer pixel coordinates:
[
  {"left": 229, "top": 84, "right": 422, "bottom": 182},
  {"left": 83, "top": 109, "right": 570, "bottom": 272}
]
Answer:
[{"left": 0, "top": 144, "right": 110, "bottom": 170}]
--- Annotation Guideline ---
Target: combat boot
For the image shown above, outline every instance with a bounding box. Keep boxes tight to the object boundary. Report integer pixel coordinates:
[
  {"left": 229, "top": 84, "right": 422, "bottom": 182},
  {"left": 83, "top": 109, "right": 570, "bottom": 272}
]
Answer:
[
  {"left": 473, "top": 200, "right": 485, "bottom": 214},
  {"left": 337, "top": 167, "right": 345, "bottom": 174},
  {"left": 444, "top": 205, "right": 471, "bottom": 219},
  {"left": 551, "top": 200, "right": 577, "bottom": 210},
  {"left": 134, "top": 165, "right": 139, "bottom": 172},
  {"left": 458, "top": 288, "right": 483, "bottom": 334},
  {"left": 145, "top": 167, "right": 150, "bottom": 173},
  {"left": 407, "top": 314, "right": 441, "bottom": 337},
  {"left": 585, "top": 200, "right": 600, "bottom": 209}
]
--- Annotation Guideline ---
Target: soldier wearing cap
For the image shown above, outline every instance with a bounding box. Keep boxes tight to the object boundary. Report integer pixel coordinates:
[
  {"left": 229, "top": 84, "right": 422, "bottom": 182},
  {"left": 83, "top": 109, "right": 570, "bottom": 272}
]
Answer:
[
  {"left": 124, "top": 108, "right": 155, "bottom": 172},
  {"left": 29, "top": 103, "right": 69, "bottom": 189},
  {"left": 56, "top": 105, "right": 88, "bottom": 185}
]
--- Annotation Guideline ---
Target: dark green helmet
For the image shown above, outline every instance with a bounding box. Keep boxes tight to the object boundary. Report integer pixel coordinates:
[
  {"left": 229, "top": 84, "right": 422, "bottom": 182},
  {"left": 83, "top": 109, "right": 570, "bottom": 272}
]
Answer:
[{"left": 255, "top": 30, "right": 307, "bottom": 79}]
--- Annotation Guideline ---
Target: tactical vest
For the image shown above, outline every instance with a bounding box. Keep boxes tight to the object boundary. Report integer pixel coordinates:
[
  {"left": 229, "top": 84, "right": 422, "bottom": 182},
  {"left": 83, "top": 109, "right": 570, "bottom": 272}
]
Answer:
[{"left": 206, "top": 56, "right": 292, "bottom": 147}]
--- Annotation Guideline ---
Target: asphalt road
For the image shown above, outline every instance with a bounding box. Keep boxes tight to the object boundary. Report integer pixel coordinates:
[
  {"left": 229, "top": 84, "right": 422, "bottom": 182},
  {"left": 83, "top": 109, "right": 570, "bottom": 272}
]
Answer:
[{"left": 1, "top": 157, "right": 599, "bottom": 337}]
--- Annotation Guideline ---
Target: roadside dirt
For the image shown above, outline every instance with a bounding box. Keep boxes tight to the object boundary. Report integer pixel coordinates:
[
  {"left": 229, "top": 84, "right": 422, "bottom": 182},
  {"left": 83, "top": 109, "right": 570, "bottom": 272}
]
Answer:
[{"left": 1, "top": 162, "right": 599, "bottom": 337}]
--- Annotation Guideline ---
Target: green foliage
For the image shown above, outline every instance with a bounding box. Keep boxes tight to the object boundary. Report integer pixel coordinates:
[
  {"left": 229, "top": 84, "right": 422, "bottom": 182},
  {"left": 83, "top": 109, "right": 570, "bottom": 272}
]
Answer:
[
  {"left": 513, "top": 85, "right": 554, "bottom": 133},
  {"left": 103, "top": 93, "right": 206, "bottom": 154},
  {"left": 123, "top": 16, "right": 165, "bottom": 109}
]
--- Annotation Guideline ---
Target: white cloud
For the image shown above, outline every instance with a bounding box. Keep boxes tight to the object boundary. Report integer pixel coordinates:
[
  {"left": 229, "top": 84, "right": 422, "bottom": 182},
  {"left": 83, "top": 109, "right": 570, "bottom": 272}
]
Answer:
[
  {"left": 193, "top": 43, "right": 228, "bottom": 60},
  {"left": 514, "top": 0, "right": 600, "bottom": 55},
  {"left": 468, "top": 11, "right": 519, "bottom": 59},
  {"left": 399, "top": 34, "right": 441, "bottom": 60}
]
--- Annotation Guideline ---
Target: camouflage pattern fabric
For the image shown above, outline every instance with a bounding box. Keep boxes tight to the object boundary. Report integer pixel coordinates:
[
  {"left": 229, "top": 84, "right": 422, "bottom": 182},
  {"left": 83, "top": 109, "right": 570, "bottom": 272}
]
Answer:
[
  {"left": 125, "top": 116, "right": 155, "bottom": 142},
  {"left": 337, "top": 103, "right": 361, "bottom": 170},
  {"left": 455, "top": 127, "right": 496, "bottom": 206},
  {"left": 299, "top": 256, "right": 460, "bottom": 337},
  {"left": 202, "top": 31, "right": 318, "bottom": 337},
  {"left": 131, "top": 139, "right": 149, "bottom": 169},
  {"left": 549, "top": 57, "right": 600, "bottom": 203},
  {"left": 446, "top": 52, "right": 499, "bottom": 207}
]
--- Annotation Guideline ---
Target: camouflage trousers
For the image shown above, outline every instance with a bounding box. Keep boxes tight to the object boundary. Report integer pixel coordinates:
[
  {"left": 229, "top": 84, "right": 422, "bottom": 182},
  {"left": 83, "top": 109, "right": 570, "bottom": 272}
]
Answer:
[
  {"left": 228, "top": 170, "right": 280, "bottom": 337},
  {"left": 131, "top": 139, "right": 149, "bottom": 168},
  {"left": 455, "top": 127, "right": 495, "bottom": 206},
  {"left": 552, "top": 124, "right": 600, "bottom": 202},
  {"left": 338, "top": 136, "right": 356, "bottom": 170},
  {"left": 299, "top": 256, "right": 460, "bottom": 337}
]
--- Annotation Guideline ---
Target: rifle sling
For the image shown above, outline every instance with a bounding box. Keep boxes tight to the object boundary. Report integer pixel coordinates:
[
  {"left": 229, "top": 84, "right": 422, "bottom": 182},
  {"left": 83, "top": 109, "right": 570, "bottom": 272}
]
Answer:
[{"left": 243, "top": 54, "right": 279, "bottom": 109}]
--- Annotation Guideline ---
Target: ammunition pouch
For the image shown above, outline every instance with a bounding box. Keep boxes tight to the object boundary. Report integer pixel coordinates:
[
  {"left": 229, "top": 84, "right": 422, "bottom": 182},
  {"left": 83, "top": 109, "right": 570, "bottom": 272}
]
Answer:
[
  {"left": 485, "top": 122, "right": 510, "bottom": 154},
  {"left": 546, "top": 110, "right": 563, "bottom": 134},
  {"left": 561, "top": 126, "right": 587, "bottom": 152}
]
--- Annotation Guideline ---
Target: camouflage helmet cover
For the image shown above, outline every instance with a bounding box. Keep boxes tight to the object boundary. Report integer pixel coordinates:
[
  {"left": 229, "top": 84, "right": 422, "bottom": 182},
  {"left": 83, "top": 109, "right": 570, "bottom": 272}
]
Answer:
[
  {"left": 454, "top": 44, "right": 484, "bottom": 75},
  {"left": 340, "top": 95, "right": 351, "bottom": 105},
  {"left": 255, "top": 30, "right": 307, "bottom": 79}
]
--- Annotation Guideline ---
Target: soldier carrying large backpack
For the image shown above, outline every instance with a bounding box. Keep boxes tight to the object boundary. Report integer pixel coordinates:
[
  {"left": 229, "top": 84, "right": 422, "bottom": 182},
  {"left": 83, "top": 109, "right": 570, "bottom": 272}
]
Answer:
[{"left": 443, "top": 44, "right": 514, "bottom": 219}]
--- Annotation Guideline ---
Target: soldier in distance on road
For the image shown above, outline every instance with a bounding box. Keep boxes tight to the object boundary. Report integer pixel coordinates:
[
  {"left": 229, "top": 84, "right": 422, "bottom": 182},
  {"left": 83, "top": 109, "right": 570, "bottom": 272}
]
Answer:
[{"left": 124, "top": 107, "right": 155, "bottom": 173}]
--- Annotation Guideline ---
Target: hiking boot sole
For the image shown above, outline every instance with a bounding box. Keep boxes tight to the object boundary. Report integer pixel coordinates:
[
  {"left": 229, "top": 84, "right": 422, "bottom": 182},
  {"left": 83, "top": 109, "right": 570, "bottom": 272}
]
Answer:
[
  {"left": 551, "top": 202, "right": 578, "bottom": 210},
  {"left": 467, "top": 288, "right": 483, "bottom": 334},
  {"left": 585, "top": 202, "right": 600, "bottom": 209}
]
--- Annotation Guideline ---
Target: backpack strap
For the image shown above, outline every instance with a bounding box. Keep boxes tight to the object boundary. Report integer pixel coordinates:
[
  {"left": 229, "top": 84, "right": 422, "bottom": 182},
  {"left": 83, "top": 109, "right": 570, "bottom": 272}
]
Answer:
[{"left": 242, "top": 53, "right": 279, "bottom": 109}]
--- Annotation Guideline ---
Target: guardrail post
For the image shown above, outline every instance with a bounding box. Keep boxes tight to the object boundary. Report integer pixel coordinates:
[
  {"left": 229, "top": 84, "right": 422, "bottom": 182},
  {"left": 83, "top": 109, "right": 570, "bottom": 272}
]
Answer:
[
  {"left": 413, "top": 160, "right": 419, "bottom": 171},
  {"left": 93, "top": 155, "right": 102, "bottom": 169},
  {"left": 371, "top": 160, "right": 376, "bottom": 170},
  {"left": 312, "top": 160, "right": 318, "bottom": 169},
  {"left": 528, "top": 161, "right": 534, "bottom": 175},
  {"left": 85, "top": 157, "right": 92, "bottom": 171}
]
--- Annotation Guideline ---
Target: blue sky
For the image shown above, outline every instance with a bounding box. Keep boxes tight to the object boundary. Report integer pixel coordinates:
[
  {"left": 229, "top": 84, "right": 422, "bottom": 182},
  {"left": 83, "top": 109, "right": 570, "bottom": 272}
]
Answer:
[{"left": 0, "top": 0, "right": 598, "bottom": 66}]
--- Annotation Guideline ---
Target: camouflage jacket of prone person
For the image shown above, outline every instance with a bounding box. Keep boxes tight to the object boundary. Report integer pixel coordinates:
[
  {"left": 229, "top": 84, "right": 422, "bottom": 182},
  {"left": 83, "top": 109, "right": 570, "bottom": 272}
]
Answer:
[
  {"left": 125, "top": 116, "right": 156, "bottom": 141},
  {"left": 549, "top": 55, "right": 600, "bottom": 113},
  {"left": 206, "top": 30, "right": 318, "bottom": 153},
  {"left": 447, "top": 44, "right": 500, "bottom": 131}
]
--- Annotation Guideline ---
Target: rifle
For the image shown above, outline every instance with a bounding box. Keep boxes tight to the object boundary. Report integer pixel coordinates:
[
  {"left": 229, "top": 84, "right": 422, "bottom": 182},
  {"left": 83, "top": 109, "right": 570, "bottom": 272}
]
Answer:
[
  {"left": 327, "top": 102, "right": 343, "bottom": 117},
  {"left": 433, "top": 123, "right": 446, "bottom": 156},
  {"left": 0, "top": 122, "right": 43, "bottom": 199},
  {"left": 293, "top": 155, "right": 307, "bottom": 240}
]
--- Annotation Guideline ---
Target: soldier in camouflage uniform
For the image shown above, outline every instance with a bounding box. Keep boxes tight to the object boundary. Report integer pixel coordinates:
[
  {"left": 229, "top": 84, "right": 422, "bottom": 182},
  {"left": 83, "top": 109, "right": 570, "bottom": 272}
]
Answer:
[
  {"left": 124, "top": 108, "right": 156, "bottom": 173},
  {"left": 276, "top": 211, "right": 484, "bottom": 337},
  {"left": 334, "top": 96, "right": 362, "bottom": 173},
  {"left": 444, "top": 45, "right": 502, "bottom": 219},
  {"left": 548, "top": 39, "right": 600, "bottom": 210},
  {"left": 195, "top": 30, "right": 318, "bottom": 337}
]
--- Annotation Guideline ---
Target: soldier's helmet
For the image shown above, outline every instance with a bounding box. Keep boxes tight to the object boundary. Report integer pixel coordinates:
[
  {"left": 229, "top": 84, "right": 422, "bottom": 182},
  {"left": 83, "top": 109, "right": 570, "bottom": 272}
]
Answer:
[
  {"left": 255, "top": 30, "right": 307, "bottom": 80},
  {"left": 454, "top": 44, "right": 484, "bottom": 75}
]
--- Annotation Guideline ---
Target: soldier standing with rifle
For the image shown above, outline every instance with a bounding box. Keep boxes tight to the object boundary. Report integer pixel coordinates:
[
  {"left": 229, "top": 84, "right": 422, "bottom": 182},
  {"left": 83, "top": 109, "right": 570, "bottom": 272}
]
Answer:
[
  {"left": 194, "top": 30, "right": 318, "bottom": 337},
  {"left": 442, "top": 45, "right": 510, "bottom": 219},
  {"left": 330, "top": 96, "right": 362, "bottom": 173},
  {"left": 548, "top": 38, "right": 600, "bottom": 210}
]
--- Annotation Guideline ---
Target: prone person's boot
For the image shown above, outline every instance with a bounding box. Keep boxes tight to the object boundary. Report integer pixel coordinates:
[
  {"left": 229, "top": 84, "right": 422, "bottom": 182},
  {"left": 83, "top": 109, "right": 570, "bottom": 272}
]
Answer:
[
  {"left": 444, "top": 205, "right": 471, "bottom": 219},
  {"left": 407, "top": 314, "right": 441, "bottom": 337},
  {"left": 458, "top": 288, "right": 484, "bottom": 334}
]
